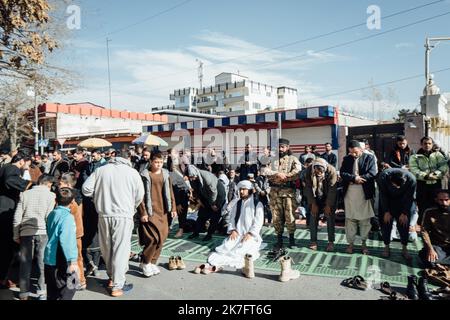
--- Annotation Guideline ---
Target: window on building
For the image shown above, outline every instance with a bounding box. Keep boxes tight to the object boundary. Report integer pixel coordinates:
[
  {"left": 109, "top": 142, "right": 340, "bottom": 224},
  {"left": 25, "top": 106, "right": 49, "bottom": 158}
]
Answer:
[
  {"left": 253, "top": 103, "right": 261, "bottom": 110},
  {"left": 180, "top": 96, "right": 185, "bottom": 103},
  {"left": 266, "top": 92, "right": 271, "bottom": 97},
  {"left": 278, "top": 95, "right": 284, "bottom": 99}
]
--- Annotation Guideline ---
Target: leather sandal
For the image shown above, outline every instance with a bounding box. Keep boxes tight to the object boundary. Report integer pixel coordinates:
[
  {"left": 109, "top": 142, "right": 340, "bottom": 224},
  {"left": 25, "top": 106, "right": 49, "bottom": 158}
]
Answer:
[{"left": 341, "top": 275, "right": 368, "bottom": 290}]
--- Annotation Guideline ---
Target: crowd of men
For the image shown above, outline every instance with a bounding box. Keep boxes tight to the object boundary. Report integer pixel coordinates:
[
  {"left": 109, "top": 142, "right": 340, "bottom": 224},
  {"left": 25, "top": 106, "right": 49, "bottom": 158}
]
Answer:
[{"left": 0, "top": 134, "right": 449, "bottom": 299}]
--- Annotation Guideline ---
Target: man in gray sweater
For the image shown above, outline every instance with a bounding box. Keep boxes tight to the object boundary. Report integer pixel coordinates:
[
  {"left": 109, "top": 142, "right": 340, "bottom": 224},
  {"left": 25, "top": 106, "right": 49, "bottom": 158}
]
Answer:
[
  {"left": 13, "top": 174, "right": 56, "bottom": 300},
  {"left": 82, "top": 156, "right": 144, "bottom": 297}
]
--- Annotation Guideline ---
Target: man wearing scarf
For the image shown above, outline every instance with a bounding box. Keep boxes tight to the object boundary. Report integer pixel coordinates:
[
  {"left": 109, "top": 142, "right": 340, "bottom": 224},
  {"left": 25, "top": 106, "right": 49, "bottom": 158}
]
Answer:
[
  {"left": 264, "top": 139, "right": 301, "bottom": 249},
  {"left": 303, "top": 158, "right": 337, "bottom": 252},
  {"left": 205, "top": 180, "right": 264, "bottom": 274},
  {"left": 187, "top": 165, "right": 227, "bottom": 241},
  {"left": 409, "top": 137, "right": 448, "bottom": 223},
  {"left": 419, "top": 190, "right": 450, "bottom": 268},
  {"left": 340, "top": 140, "right": 377, "bottom": 255}
]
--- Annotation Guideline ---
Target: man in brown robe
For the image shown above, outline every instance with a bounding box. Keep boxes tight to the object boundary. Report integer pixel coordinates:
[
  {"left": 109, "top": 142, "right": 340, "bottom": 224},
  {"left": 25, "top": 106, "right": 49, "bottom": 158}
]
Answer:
[{"left": 138, "top": 151, "right": 177, "bottom": 277}]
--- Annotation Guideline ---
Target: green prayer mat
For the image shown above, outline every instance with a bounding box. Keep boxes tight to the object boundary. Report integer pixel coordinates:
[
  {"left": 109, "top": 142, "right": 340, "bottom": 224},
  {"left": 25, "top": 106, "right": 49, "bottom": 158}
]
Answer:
[{"left": 131, "top": 225, "right": 424, "bottom": 286}]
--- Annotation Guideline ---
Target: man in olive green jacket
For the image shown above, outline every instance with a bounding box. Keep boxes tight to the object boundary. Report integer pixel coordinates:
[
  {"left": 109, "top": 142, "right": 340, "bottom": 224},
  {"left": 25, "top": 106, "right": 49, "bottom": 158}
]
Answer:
[{"left": 409, "top": 137, "right": 449, "bottom": 223}]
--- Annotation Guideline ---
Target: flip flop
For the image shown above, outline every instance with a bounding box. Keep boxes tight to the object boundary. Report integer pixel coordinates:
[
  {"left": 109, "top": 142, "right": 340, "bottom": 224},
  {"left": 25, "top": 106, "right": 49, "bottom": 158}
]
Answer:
[
  {"left": 379, "top": 282, "right": 393, "bottom": 295},
  {"left": 341, "top": 275, "right": 368, "bottom": 290}
]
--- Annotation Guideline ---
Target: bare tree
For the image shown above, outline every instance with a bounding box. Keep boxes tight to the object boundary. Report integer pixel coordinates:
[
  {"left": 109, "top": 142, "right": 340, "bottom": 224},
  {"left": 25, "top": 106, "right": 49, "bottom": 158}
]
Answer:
[
  {"left": 362, "top": 79, "right": 400, "bottom": 120},
  {"left": 0, "top": 0, "right": 76, "bottom": 151}
]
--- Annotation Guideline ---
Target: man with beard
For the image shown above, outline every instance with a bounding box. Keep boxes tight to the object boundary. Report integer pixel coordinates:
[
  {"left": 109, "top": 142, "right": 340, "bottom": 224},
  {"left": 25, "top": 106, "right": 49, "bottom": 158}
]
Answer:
[
  {"left": 0, "top": 154, "right": 32, "bottom": 288},
  {"left": 238, "top": 144, "right": 258, "bottom": 182},
  {"left": 264, "top": 139, "right": 301, "bottom": 249},
  {"left": 49, "top": 150, "right": 69, "bottom": 180},
  {"left": 200, "top": 180, "right": 264, "bottom": 278},
  {"left": 419, "top": 190, "right": 450, "bottom": 268},
  {"left": 72, "top": 150, "right": 90, "bottom": 190},
  {"left": 340, "top": 140, "right": 377, "bottom": 255},
  {"left": 385, "top": 135, "right": 415, "bottom": 169},
  {"left": 409, "top": 137, "right": 448, "bottom": 223}
]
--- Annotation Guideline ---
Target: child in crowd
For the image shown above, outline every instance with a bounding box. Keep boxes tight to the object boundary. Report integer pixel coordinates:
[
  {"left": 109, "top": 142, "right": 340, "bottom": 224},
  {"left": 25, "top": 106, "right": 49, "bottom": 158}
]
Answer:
[{"left": 44, "top": 188, "right": 79, "bottom": 300}]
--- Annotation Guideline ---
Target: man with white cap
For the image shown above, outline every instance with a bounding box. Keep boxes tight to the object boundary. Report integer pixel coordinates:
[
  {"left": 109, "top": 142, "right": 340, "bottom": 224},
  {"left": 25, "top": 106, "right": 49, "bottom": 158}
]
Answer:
[{"left": 196, "top": 180, "right": 264, "bottom": 277}]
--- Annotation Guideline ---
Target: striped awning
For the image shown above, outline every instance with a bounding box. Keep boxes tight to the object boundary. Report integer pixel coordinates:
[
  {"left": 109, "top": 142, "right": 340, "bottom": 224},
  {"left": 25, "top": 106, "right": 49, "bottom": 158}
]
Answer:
[{"left": 143, "top": 106, "right": 335, "bottom": 133}]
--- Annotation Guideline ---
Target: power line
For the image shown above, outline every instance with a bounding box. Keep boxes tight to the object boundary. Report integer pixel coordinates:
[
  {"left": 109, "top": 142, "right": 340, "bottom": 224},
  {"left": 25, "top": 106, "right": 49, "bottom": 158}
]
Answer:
[
  {"left": 145, "top": 10, "right": 450, "bottom": 95},
  {"left": 92, "top": 0, "right": 195, "bottom": 40},
  {"left": 308, "top": 66, "right": 450, "bottom": 102},
  {"left": 252, "top": 11, "right": 450, "bottom": 71},
  {"left": 141, "top": 0, "right": 446, "bottom": 85}
]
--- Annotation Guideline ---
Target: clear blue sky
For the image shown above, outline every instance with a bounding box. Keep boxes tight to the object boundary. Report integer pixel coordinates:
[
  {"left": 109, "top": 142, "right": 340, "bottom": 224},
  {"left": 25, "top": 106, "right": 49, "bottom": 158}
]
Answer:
[{"left": 52, "top": 0, "right": 450, "bottom": 119}]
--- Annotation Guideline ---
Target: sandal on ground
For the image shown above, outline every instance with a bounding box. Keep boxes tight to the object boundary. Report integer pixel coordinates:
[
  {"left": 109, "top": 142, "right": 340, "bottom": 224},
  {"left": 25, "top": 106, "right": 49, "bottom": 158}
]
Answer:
[
  {"left": 201, "top": 265, "right": 222, "bottom": 275},
  {"left": 361, "top": 246, "right": 370, "bottom": 255},
  {"left": 379, "top": 281, "right": 393, "bottom": 295},
  {"left": 309, "top": 242, "right": 318, "bottom": 251},
  {"left": 194, "top": 264, "right": 206, "bottom": 274},
  {"left": 341, "top": 275, "right": 368, "bottom": 290},
  {"left": 382, "top": 247, "right": 390, "bottom": 258},
  {"left": 345, "top": 246, "right": 353, "bottom": 254}
]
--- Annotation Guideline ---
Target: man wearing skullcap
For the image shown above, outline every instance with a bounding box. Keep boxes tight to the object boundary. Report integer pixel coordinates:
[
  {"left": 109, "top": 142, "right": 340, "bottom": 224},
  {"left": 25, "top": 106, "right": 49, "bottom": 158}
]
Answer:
[{"left": 340, "top": 140, "right": 377, "bottom": 255}]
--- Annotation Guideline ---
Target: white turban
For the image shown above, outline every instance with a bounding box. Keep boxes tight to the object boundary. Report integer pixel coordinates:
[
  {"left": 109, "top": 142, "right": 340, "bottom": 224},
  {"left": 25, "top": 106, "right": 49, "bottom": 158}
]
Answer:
[{"left": 237, "top": 180, "right": 253, "bottom": 190}]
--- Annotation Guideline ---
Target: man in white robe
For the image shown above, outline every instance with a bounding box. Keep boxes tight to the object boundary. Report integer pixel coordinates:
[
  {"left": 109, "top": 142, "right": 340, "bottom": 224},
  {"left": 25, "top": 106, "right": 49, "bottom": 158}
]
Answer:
[{"left": 206, "top": 180, "right": 264, "bottom": 269}]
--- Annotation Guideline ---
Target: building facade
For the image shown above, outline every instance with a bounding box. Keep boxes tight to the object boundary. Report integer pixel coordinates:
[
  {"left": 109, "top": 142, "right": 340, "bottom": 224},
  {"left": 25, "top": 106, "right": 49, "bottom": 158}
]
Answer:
[
  {"left": 37, "top": 102, "right": 167, "bottom": 150},
  {"left": 168, "top": 72, "right": 298, "bottom": 116}
]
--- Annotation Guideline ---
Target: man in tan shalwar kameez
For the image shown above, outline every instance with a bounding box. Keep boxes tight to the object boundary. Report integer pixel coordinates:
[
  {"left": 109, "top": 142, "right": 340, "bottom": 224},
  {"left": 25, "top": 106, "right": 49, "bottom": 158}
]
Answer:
[{"left": 138, "top": 152, "right": 177, "bottom": 277}]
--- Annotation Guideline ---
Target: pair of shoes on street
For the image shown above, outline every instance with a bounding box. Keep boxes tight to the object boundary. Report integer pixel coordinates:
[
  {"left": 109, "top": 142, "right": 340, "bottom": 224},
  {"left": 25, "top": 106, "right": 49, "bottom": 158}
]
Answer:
[
  {"left": 140, "top": 262, "right": 161, "bottom": 277},
  {"left": 193, "top": 263, "right": 222, "bottom": 275},
  {"left": 168, "top": 256, "right": 186, "bottom": 270}
]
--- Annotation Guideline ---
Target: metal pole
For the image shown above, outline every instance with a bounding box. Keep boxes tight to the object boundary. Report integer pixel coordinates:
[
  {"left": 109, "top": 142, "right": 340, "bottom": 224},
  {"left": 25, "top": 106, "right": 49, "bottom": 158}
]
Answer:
[
  {"left": 34, "top": 89, "right": 38, "bottom": 155},
  {"left": 278, "top": 112, "right": 282, "bottom": 138},
  {"left": 40, "top": 126, "right": 44, "bottom": 155},
  {"left": 425, "top": 38, "right": 430, "bottom": 86},
  {"left": 106, "top": 38, "right": 112, "bottom": 110}
]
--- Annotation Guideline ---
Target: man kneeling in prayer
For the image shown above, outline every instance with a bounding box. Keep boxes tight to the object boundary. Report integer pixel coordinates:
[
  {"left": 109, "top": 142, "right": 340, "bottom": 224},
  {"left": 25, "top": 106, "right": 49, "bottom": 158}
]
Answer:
[{"left": 194, "top": 180, "right": 264, "bottom": 278}]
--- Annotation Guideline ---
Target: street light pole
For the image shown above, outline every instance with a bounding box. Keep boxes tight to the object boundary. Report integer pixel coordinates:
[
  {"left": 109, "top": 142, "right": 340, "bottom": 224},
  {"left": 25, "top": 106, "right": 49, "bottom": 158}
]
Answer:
[
  {"left": 425, "top": 37, "right": 450, "bottom": 86},
  {"left": 34, "top": 91, "right": 38, "bottom": 155},
  {"left": 106, "top": 38, "right": 112, "bottom": 110}
]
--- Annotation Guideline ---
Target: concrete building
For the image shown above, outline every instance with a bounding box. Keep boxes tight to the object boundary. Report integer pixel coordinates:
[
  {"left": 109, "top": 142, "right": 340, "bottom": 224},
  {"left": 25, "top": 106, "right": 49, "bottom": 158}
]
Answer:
[
  {"left": 143, "top": 106, "right": 377, "bottom": 168},
  {"left": 149, "top": 109, "right": 223, "bottom": 123},
  {"left": 168, "top": 72, "right": 298, "bottom": 116},
  {"left": 37, "top": 102, "right": 167, "bottom": 150}
]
